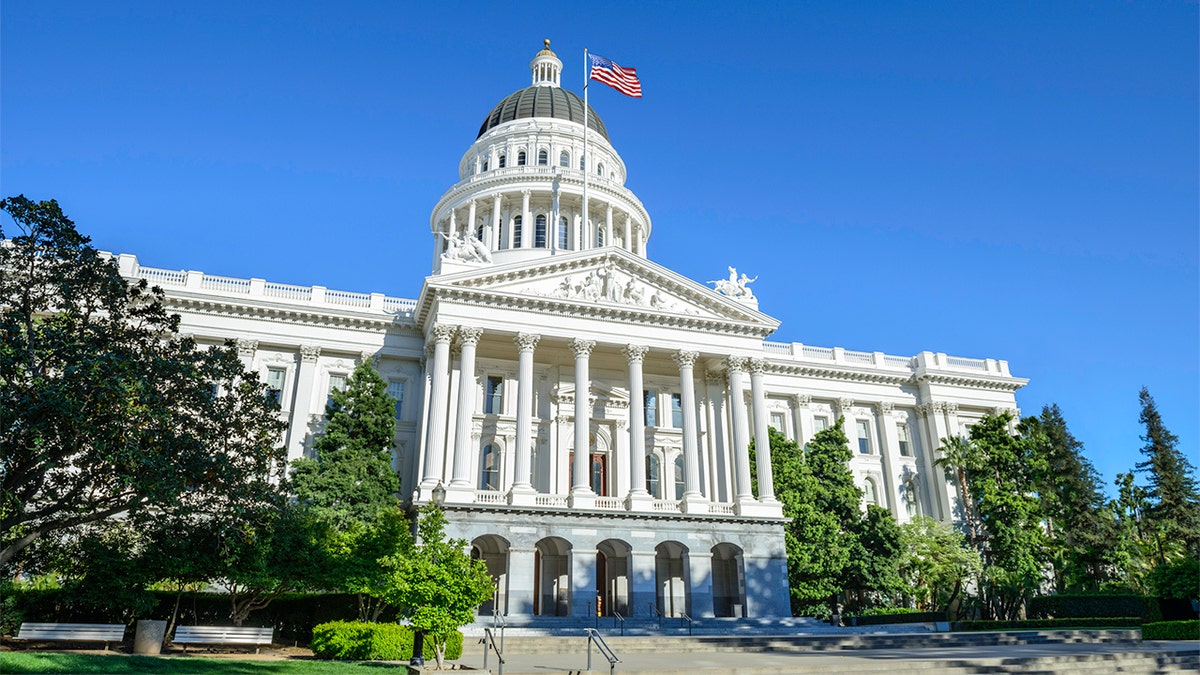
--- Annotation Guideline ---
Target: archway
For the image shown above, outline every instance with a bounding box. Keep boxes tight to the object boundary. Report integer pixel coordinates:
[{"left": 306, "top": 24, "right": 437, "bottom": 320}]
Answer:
[
  {"left": 595, "top": 539, "right": 631, "bottom": 617},
  {"left": 534, "top": 537, "right": 572, "bottom": 616},
  {"left": 655, "top": 541, "right": 689, "bottom": 618},
  {"left": 710, "top": 543, "right": 745, "bottom": 617},
  {"left": 470, "top": 534, "right": 510, "bottom": 616}
]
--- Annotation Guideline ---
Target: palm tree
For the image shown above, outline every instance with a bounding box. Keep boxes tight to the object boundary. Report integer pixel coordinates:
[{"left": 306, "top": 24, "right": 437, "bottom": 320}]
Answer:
[{"left": 935, "top": 435, "right": 979, "bottom": 547}]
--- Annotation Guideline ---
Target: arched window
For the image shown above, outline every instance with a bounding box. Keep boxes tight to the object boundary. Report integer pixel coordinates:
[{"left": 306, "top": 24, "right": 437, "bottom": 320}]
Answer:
[
  {"left": 558, "top": 216, "right": 569, "bottom": 249},
  {"left": 498, "top": 153, "right": 506, "bottom": 168},
  {"left": 646, "top": 455, "right": 660, "bottom": 498},
  {"left": 864, "top": 478, "right": 878, "bottom": 507},
  {"left": 517, "top": 150, "right": 526, "bottom": 166},
  {"left": 674, "top": 456, "right": 685, "bottom": 500},
  {"left": 482, "top": 158, "right": 489, "bottom": 172},
  {"left": 596, "top": 226, "right": 605, "bottom": 247},
  {"left": 537, "top": 149, "right": 548, "bottom": 166},
  {"left": 534, "top": 214, "right": 547, "bottom": 248},
  {"left": 475, "top": 221, "right": 484, "bottom": 241},
  {"left": 480, "top": 444, "right": 500, "bottom": 490},
  {"left": 591, "top": 456, "right": 605, "bottom": 496},
  {"left": 579, "top": 156, "right": 585, "bottom": 171},
  {"left": 596, "top": 162, "right": 605, "bottom": 176},
  {"left": 559, "top": 151, "right": 570, "bottom": 168},
  {"left": 512, "top": 215, "right": 522, "bottom": 248}
]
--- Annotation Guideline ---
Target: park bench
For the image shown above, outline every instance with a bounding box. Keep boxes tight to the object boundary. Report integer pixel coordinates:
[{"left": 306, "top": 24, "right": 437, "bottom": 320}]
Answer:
[
  {"left": 15, "top": 622, "right": 127, "bottom": 650},
  {"left": 172, "top": 625, "right": 275, "bottom": 653}
]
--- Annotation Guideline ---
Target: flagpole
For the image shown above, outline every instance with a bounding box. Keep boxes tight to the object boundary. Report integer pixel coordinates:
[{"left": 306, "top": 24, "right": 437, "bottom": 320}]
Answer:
[{"left": 583, "top": 48, "right": 589, "bottom": 252}]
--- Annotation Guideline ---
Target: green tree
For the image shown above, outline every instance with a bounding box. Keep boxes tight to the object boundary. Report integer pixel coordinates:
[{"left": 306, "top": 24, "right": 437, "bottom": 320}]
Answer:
[
  {"left": 1023, "top": 404, "right": 1120, "bottom": 591},
  {"left": 0, "top": 196, "right": 288, "bottom": 568},
  {"left": 1109, "top": 472, "right": 1155, "bottom": 592},
  {"left": 382, "top": 506, "right": 492, "bottom": 670},
  {"left": 291, "top": 357, "right": 403, "bottom": 620},
  {"left": 844, "top": 505, "right": 905, "bottom": 611},
  {"left": 1135, "top": 387, "right": 1200, "bottom": 560},
  {"left": 292, "top": 358, "right": 400, "bottom": 529},
  {"left": 898, "top": 516, "right": 982, "bottom": 616}
]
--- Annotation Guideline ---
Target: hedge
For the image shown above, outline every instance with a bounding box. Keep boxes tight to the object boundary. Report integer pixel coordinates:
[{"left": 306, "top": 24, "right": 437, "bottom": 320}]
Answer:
[
  {"left": 1027, "top": 594, "right": 1160, "bottom": 621},
  {"left": 851, "top": 611, "right": 947, "bottom": 626},
  {"left": 1142, "top": 620, "right": 1200, "bottom": 641},
  {"left": 953, "top": 617, "right": 1143, "bottom": 631},
  {"left": 311, "top": 621, "right": 463, "bottom": 660}
]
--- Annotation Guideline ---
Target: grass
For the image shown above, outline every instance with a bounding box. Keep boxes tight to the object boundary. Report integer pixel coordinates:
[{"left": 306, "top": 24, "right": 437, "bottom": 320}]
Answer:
[{"left": 0, "top": 652, "right": 411, "bottom": 674}]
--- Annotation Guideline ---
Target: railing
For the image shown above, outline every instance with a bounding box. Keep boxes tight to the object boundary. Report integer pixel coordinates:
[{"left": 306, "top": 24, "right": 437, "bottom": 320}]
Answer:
[
  {"left": 708, "top": 503, "right": 735, "bottom": 515},
  {"left": 474, "top": 490, "right": 505, "bottom": 504},
  {"left": 325, "top": 289, "right": 371, "bottom": 308},
  {"left": 140, "top": 268, "right": 186, "bottom": 287},
  {"left": 584, "top": 628, "right": 620, "bottom": 675},
  {"left": 762, "top": 341, "right": 792, "bottom": 355},
  {"left": 651, "top": 499, "right": 681, "bottom": 513},
  {"left": 801, "top": 345, "right": 835, "bottom": 359},
  {"left": 650, "top": 602, "right": 663, "bottom": 631},
  {"left": 611, "top": 609, "right": 625, "bottom": 637},
  {"left": 594, "top": 496, "right": 623, "bottom": 510},
  {"left": 844, "top": 350, "right": 873, "bottom": 364},
  {"left": 534, "top": 494, "right": 569, "bottom": 508},
  {"left": 679, "top": 611, "right": 693, "bottom": 636},
  {"left": 481, "top": 627, "right": 504, "bottom": 675},
  {"left": 884, "top": 355, "right": 914, "bottom": 368},
  {"left": 200, "top": 274, "right": 250, "bottom": 294},
  {"left": 264, "top": 281, "right": 312, "bottom": 301},
  {"left": 947, "top": 356, "right": 988, "bottom": 371}
]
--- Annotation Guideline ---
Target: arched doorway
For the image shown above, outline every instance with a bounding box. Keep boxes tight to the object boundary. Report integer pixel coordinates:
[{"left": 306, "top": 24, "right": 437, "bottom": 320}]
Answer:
[
  {"left": 534, "top": 537, "right": 572, "bottom": 616},
  {"left": 595, "top": 539, "right": 631, "bottom": 617},
  {"left": 470, "top": 534, "right": 510, "bottom": 616},
  {"left": 710, "top": 543, "right": 746, "bottom": 617},
  {"left": 655, "top": 541, "right": 689, "bottom": 618}
]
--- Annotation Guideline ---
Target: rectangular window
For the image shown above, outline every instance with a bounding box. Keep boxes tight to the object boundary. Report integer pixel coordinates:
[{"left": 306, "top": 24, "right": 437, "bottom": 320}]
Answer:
[
  {"left": 898, "top": 423, "right": 912, "bottom": 457},
  {"left": 387, "top": 380, "right": 405, "bottom": 419},
  {"left": 670, "top": 393, "right": 683, "bottom": 428},
  {"left": 856, "top": 419, "right": 871, "bottom": 454},
  {"left": 485, "top": 375, "right": 504, "bottom": 414},
  {"left": 327, "top": 374, "right": 347, "bottom": 410},
  {"left": 644, "top": 390, "right": 658, "bottom": 427},
  {"left": 770, "top": 412, "right": 786, "bottom": 433},
  {"left": 813, "top": 416, "right": 829, "bottom": 433},
  {"left": 266, "top": 367, "right": 286, "bottom": 405}
]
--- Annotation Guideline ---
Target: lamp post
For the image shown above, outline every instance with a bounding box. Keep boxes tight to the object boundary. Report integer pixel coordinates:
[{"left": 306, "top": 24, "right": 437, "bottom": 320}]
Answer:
[{"left": 410, "top": 482, "right": 447, "bottom": 667}]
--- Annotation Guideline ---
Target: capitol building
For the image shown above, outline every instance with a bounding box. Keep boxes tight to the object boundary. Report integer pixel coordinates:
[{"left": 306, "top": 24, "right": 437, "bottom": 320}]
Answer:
[{"left": 111, "top": 43, "right": 1026, "bottom": 620}]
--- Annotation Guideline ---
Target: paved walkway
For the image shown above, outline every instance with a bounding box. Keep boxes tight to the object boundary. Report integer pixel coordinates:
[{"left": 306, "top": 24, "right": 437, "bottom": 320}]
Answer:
[{"left": 448, "top": 639, "right": 1200, "bottom": 674}]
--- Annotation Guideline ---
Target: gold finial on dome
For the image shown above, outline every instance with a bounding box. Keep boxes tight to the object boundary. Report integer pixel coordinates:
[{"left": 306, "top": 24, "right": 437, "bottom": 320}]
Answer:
[
  {"left": 544, "top": 38, "right": 550, "bottom": 49},
  {"left": 538, "top": 38, "right": 556, "bottom": 57}
]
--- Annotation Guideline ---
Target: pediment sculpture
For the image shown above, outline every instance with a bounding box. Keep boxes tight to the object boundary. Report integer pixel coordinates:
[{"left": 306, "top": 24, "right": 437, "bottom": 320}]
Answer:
[{"left": 708, "top": 266, "right": 756, "bottom": 301}]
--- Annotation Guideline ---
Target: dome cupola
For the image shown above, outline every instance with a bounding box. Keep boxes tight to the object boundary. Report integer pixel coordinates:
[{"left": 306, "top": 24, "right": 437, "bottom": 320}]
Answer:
[{"left": 530, "top": 38, "right": 561, "bottom": 87}]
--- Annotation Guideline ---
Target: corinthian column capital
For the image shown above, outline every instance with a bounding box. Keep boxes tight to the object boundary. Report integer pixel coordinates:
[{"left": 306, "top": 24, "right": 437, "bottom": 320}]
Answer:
[
  {"left": 457, "top": 326, "right": 483, "bottom": 346},
  {"left": 570, "top": 338, "right": 596, "bottom": 358},
  {"left": 514, "top": 333, "right": 541, "bottom": 352},
  {"left": 622, "top": 344, "right": 648, "bottom": 363},
  {"left": 672, "top": 350, "right": 699, "bottom": 369}
]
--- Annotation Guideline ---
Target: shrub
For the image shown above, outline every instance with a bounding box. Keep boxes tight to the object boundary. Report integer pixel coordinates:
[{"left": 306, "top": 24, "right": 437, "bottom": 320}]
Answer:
[
  {"left": 1027, "top": 594, "right": 1159, "bottom": 620},
  {"left": 954, "top": 617, "right": 1142, "bottom": 631},
  {"left": 1148, "top": 558, "right": 1200, "bottom": 601},
  {"left": 853, "top": 610, "right": 947, "bottom": 625},
  {"left": 1142, "top": 620, "right": 1200, "bottom": 640},
  {"left": 310, "top": 621, "right": 462, "bottom": 660}
]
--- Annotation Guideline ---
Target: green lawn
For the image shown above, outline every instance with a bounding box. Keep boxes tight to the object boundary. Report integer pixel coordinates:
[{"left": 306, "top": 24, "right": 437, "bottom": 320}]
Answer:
[{"left": 0, "top": 652, "right": 411, "bottom": 674}]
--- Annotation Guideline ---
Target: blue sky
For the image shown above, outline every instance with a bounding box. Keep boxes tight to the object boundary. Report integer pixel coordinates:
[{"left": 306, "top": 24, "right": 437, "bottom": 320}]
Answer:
[{"left": 3, "top": 1, "right": 1196, "bottom": 496}]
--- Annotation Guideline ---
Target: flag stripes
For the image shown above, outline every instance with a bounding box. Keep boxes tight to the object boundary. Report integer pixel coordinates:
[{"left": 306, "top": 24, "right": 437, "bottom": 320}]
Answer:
[{"left": 588, "top": 53, "right": 642, "bottom": 98}]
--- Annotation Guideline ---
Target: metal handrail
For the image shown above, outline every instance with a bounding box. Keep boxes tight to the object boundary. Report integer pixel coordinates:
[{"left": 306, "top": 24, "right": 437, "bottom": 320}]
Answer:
[
  {"left": 584, "top": 627, "right": 620, "bottom": 674},
  {"left": 649, "top": 602, "right": 663, "bottom": 631},
  {"left": 481, "top": 627, "right": 505, "bottom": 675},
  {"left": 679, "top": 611, "right": 693, "bottom": 636},
  {"left": 492, "top": 601, "right": 506, "bottom": 654},
  {"left": 611, "top": 609, "right": 625, "bottom": 636}
]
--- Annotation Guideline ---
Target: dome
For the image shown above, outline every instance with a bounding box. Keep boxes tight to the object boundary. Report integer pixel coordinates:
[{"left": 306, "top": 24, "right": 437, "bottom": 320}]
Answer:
[{"left": 476, "top": 86, "right": 609, "bottom": 142}]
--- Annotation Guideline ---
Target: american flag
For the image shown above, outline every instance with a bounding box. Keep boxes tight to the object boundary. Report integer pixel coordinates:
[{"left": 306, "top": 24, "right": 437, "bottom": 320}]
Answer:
[{"left": 588, "top": 53, "right": 642, "bottom": 98}]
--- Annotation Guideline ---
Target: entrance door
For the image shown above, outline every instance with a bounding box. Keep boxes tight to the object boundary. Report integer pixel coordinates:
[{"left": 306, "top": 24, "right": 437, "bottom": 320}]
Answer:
[{"left": 569, "top": 452, "right": 608, "bottom": 496}]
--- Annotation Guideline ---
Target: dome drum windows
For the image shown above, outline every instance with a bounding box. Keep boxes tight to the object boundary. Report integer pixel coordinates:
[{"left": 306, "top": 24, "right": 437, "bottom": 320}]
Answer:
[
  {"left": 537, "top": 149, "right": 549, "bottom": 166},
  {"left": 559, "top": 150, "right": 570, "bottom": 168},
  {"left": 534, "top": 214, "right": 547, "bottom": 248},
  {"left": 517, "top": 150, "right": 527, "bottom": 166},
  {"left": 498, "top": 153, "right": 507, "bottom": 168}
]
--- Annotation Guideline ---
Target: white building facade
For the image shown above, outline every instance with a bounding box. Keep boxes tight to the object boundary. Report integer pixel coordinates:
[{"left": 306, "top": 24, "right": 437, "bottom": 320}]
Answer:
[{"left": 112, "top": 42, "right": 1026, "bottom": 620}]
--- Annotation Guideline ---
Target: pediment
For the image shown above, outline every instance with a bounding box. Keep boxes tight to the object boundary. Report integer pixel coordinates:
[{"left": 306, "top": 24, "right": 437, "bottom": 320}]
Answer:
[{"left": 417, "top": 248, "right": 780, "bottom": 335}]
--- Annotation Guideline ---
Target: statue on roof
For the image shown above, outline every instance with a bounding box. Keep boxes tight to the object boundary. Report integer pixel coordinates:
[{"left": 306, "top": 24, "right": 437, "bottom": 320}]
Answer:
[{"left": 709, "top": 266, "right": 756, "bottom": 300}]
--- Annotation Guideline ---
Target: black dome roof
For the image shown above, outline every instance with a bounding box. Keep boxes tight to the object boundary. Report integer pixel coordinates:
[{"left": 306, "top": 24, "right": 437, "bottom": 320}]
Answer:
[{"left": 477, "top": 86, "right": 609, "bottom": 141}]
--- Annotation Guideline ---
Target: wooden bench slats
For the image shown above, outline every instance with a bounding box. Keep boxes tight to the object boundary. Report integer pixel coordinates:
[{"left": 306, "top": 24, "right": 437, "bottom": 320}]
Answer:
[{"left": 16, "top": 623, "right": 126, "bottom": 641}]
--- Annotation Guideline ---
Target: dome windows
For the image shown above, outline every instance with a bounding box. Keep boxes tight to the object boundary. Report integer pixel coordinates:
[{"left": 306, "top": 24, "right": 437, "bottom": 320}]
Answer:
[
  {"left": 498, "top": 153, "right": 507, "bottom": 168},
  {"left": 535, "top": 214, "right": 547, "bottom": 248},
  {"left": 513, "top": 215, "right": 523, "bottom": 247},
  {"left": 537, "top": 149, "right": 548, "bottom": 166},
  {"left": 517, "top": 150, "right": 527, "bottom": 166},
  {"left": 559, "top": 151, "right": 570, "bottom": 168},
  {"left": 596, "top": 162, "right": 605, "bottom": 176}
]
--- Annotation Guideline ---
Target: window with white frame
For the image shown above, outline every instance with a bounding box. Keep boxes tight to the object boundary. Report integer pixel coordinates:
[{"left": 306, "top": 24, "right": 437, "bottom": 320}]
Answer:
[
  {"left": 387, "top": 380, "right": 405, "bottom": 419},
  {"left": 813, "top": 416, "right": 829, "bottom": 433},
  {"left": 670, "top": 393, "right": 683, "bottom": 428},
  {"left": 498, "top": 153, "right": 506, "bottom": 168},
  {"left": 898, "top": 423, "right": 912, "bottom": 457},
  {"left": 326, "top": 374, "right": 347, "bottom": 410},
  {"left": 856, "top": 419, "right": 871, "bottom": 454},
  {"left": 484, "top": 375, "right": 503, "bottom": 414},
  {"left": 597, "top": 162, "right": 605, "bottom": 176},
  {"left": 559, "top": 150, "right": 570, "bottom": 168},
  {"left": 517, "top": 150, "right": 526, "bottom": 166},
  {"left": 674, "top": 456, "right": 685, "bottom": 499},
  {"left": 644, "top": 390, "right": 658, "bottom": 427},
  {"left": 769, "top": 412, "right": 786, "bottom": 433},
  {"left": 512, "top": 215, "right": 522, "bottom": 247},
  {"left": 266, "top": 367, "right": 286, "bottom": 405},
  {"left": 864, "top": 478, "right": 878, "bottom": 506},
  {"left": 579, "top": 156, "right": 585, "bottom": 171},
  {"left": 558, "top": 216, "right": 569, "bottom": 248},
  {"left": 646, "top": 454, "right": 660, "bottom": 497},
  {"left": 479, "top": 444, "right": 500, "bottom": 490},
  {"left": 534, "top": 214, "right": 547, "bottom": 248},
  {"left": 537, "top": 149, "right": 548, "bottom": 165},
  {"left": 482, "top": 158, "right": 489, "bottom": 172}
]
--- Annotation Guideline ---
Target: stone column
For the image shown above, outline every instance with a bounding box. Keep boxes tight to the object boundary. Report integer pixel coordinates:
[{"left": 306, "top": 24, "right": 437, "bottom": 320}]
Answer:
[
  {"left": 629, "top": 549, "right": 658, "bottom": 618},
  {"left": 420, "top": 325, "right": 455, "bottom": 491},
  {"left": 674, "top": 350, "right": 705, "bottom": 510},
  {"left": 727, "top": 357, "right": 753, "bottom": 503},
  {"left": 448, "top": 326, "right": 483, "bottom": 494},
  {"left": 509, "top": 333, "right": 540, "bottom": 505},
  {"left": 506, "top": 546, "right": 536, "bottom": 617},
  {"left": 286, "top": 345, "right": 321, "bottom": 462},
  {"left": 570, "top": 545, "right": 597, "bottom": 618},
  {"left": 623, "top": 216, "right": 632, "bottom": 253},
  {"left": 569, "top": 338, "right": 596, "bottom": 507},
  {"left": 705, "top": 371, "right": 731, "bottom": 503},
  {"left": 491, "top": 194, "right": 502, "bottom": 250},
  {"left": 916, "top": 401, "right": 951, "bottom": 521},
  {"left": 467, "top": 199, "right": 477, "bottom": 239},
  {"left": 449, "top": 207, "right": 457, "bottom": 237},
  {"left": 521, "top": 190, "right": 531, "bottom": 248},
  {"left": 874, "top": 401, "right": 902, "bottom": 519},
  {"left": 551, "top": 187, "right": 561, "bottom": 250},
  {"left": 605, "top": 204, "right": 614, "bottom": 247},
  {"left": 793, "top": 394, "right": 813, "bottom": 445},
  {"left": 688, "top": 551, "right": 714, "bottom": 618},
  {"left": 747, "top": 358, "right": 775, "bottom": 502},
  {"left": 623, "top": 344, "right": 652, "bottom": 509}
]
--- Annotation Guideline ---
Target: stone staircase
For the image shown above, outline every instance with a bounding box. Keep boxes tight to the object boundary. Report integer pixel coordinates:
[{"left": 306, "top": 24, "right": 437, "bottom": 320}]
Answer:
[{"left": 461, "top": 614, "right": 900, "bottom": 638}]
